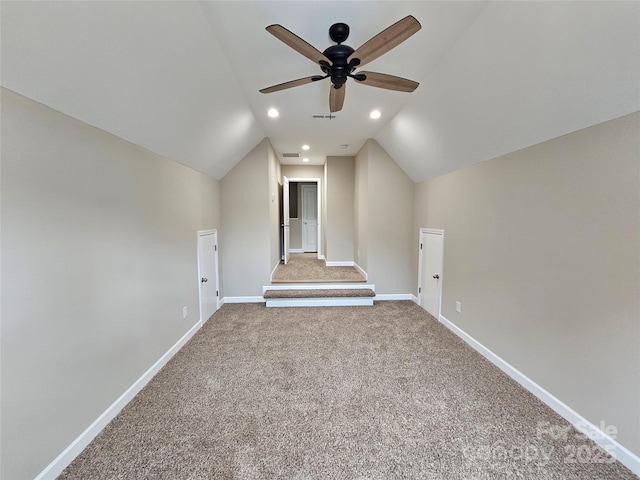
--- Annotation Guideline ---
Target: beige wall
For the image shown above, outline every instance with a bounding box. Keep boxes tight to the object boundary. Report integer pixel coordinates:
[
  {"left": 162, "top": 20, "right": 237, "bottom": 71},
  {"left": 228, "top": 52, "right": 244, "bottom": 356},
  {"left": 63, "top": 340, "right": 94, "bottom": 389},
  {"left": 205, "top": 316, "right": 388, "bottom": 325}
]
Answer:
[
  {"left": 354, "top": 143, "right": 369, "bottom": 271},
  {"left": 355, "top": 140, "right": 414, "bottom": 293},
  {"left": 268, "top": 143, "right": 281, "bottom": 272},
  {"left": 281, "top": 164, "right": 324, "bottom": 180},
  {"left": 220, "top": 139, "right": 272, "bottom": 297},
  {"left": 325, "top": 156, "right": 355, "bottom": 262},
  {"left": 1, "top": 88, "right": 222, "bottom": 479},
  {"left": 413, "top": 112, "right": 640, "bottom": 456},
  {"left": 365, "top": 140, "right": 414, "bottom": 294}
]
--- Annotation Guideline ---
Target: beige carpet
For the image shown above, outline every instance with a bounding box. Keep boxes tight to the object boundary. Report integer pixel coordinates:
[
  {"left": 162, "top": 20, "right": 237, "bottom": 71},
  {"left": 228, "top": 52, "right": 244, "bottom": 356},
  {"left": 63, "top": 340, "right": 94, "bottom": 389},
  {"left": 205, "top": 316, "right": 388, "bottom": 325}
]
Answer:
[
  {"left": 59, "top": 302, "right": 637, "bottom": 479},
  {"left": 271, "top": 253, "right": 366, "bottom": 283}
]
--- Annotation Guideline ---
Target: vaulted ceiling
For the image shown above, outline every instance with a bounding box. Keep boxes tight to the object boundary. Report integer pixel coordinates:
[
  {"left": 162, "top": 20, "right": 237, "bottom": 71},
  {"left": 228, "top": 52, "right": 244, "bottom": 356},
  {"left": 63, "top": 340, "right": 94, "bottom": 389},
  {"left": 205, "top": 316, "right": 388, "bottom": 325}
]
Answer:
[{"left": 2, "top": 1, "right": 638, "bottom": 182}]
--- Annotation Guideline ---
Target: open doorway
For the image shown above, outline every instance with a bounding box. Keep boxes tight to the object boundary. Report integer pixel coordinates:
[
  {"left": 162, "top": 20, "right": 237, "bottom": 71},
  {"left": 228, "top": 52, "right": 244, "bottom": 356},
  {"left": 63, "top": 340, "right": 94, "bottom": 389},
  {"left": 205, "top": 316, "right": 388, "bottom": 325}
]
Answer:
[{"left": 282, "top": 177, "right": 322, "bottom": 262}]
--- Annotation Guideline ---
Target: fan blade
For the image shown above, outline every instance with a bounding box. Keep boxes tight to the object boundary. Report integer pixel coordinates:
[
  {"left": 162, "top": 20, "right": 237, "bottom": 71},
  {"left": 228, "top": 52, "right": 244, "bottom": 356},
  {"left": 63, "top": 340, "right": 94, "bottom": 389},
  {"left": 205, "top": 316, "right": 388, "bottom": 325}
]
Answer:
[
  {"left": 355, "top": 71, "right": 419, "bottom": 92},
  {"left": 348, "top": 16, "right": 421, "bottom": 68},
  {"left": 329, "top": 84, "right": 345, "bottom": 112},
  {"left": 266, "top": 24, "right": 332, "bottom": 66},
  {"left": 260, "top": 76, "right": 325, "bottom": 94}
]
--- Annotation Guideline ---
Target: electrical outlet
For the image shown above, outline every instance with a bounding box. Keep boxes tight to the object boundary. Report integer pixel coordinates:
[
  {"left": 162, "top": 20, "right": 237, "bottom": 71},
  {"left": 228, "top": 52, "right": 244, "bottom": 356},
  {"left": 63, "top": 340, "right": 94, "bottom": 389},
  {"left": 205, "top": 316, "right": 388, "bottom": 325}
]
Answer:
[
  {"left": 182, "top": 306, "right": 188, "bottom": 319},
  {"left": 455, "top": 301, "right": 461, "bottom": 313}
]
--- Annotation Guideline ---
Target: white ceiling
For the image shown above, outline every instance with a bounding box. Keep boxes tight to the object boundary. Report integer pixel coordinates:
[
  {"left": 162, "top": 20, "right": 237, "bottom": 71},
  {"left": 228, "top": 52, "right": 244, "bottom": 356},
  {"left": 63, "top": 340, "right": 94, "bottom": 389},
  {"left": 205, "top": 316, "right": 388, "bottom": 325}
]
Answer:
[{"left": 2, "top": 1, "right": 638, "bottom": 182}]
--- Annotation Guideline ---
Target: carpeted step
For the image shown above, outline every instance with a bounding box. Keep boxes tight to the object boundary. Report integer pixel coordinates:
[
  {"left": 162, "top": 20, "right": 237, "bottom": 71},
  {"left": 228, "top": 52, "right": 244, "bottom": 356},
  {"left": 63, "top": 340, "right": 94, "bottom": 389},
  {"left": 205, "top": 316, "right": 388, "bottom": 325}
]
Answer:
[
  {"left": 262, "top": 285, "right": 376, "bottom": 307},
  {"left": 263, "top": 288, "right": 375, "bottom": 299}
]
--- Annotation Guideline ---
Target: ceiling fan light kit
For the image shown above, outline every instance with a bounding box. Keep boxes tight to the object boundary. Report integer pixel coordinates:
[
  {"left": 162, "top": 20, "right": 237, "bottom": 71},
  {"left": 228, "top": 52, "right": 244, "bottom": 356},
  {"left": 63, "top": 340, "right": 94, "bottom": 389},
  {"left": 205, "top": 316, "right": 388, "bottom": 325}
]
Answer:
[{"left": 260, "top": 16, "right": 421, "bottom": 113}]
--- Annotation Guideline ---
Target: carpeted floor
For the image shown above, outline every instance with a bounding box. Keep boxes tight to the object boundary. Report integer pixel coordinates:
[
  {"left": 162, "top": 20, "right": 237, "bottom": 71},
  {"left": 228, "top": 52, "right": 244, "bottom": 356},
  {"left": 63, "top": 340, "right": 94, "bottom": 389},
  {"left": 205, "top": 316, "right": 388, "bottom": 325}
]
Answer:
[
  {"left": 59, "top": 302, "right": 637, "bottom": 479},
  {"left": 271, "top": 253, "right": 366, "bottom": 283}
]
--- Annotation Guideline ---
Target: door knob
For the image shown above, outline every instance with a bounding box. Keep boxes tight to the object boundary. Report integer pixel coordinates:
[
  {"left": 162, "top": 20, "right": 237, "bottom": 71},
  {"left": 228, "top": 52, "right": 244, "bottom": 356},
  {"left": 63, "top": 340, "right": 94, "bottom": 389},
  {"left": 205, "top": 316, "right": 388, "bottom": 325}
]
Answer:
[
  {"left": 433, "top": 274, "right": 440, "bottom": 279},
  {"left": 201, "top": 277, "right": 208, "bottom": 283}
]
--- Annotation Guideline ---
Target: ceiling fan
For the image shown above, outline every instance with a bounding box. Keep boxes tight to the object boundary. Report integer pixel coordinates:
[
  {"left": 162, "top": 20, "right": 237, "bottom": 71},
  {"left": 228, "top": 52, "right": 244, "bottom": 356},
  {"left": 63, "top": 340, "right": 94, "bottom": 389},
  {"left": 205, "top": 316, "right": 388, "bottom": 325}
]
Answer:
[{"left": 259, "top": 16, "right": 422, "bottom": 113}]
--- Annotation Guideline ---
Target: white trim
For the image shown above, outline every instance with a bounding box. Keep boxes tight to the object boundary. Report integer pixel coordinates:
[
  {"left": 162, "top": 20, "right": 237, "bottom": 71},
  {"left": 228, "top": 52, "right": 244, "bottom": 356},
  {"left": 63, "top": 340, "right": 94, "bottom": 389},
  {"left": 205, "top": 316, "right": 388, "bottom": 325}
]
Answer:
[
  {"left": 318, "top": 254, "right": 326, "bottom": 261},
  {"left": 222, "top": 296, "right": 265, "bottom": 304},
  {"left": 325, "top": 260, "right": 354, "bottom": 267},
  {"left": 439, "top": 314, "right": 640, "bottom": 477},
  {"left": 417, "top": 230, "right": 424, "bottom": 306},
  {"left": 266, "top": 297, "right": 373, "bottom": 307},
  {"left": 283, "top": 176, "right": 290, "bottom": 264},
  {"left": 289, "top": 248, "right": 304, "bottom": 254},
  {"left": 411, "top": 294, "right": 419, "bottom": 303},
  {"left": 213, "top": 235, "right": 220, "bottom": 310},
  {"left": 285, "top": 177, "right": 322, "bottom": 261},
  {"left": 354, "top": 263, "right": 368, "bottom": 280},
  {"left": 316, "top": 178, "right": 322, "bottom": 260},
  {"left": 373, "top": 293, "right": 414, "bottom": 301},
  {"left": 34, "top": 321, "right": 201, "bottom": 480}
]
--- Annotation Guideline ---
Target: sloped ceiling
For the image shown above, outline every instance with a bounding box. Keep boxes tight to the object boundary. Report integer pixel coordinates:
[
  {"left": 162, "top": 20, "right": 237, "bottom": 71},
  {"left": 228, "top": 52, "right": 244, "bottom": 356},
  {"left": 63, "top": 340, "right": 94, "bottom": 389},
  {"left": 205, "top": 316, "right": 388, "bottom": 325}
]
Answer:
[{"left": 2, "top": 1, "right": 638, "bottom": 182}]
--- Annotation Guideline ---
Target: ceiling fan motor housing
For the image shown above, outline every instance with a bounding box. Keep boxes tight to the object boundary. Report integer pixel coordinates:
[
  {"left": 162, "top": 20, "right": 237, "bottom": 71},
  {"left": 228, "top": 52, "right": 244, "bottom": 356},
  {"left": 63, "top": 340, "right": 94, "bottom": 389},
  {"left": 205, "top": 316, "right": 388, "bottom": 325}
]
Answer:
[{"left": 322, "top": 43, "right": 355, "bottom": 86}]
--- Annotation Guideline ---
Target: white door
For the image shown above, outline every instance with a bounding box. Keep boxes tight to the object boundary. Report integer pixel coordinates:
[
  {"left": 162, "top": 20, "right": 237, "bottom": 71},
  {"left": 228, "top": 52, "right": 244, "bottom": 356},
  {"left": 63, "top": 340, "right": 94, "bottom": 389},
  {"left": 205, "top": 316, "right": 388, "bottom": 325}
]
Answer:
[
  {"left": 283, "top": 176, "right": 290, "bottom": 264},
  {"left": 197, "top": 230, "right": 219, "bottom": 324},
  {"left": 301, "top": 184, "right": 317, "bottom": 252},
  {"left": 419, "top": 229, "right": 444, "bottom": 318}
]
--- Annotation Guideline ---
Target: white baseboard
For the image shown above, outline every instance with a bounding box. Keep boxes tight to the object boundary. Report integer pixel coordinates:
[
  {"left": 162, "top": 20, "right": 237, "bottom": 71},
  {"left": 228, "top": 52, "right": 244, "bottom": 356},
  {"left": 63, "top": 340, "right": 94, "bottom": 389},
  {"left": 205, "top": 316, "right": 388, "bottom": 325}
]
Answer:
[
  {"left": 222, "top": 296, "right": 264, "bottom": 304},
  {"left": 373, "top": 293, "right": 414, "bottom": 301},
  {"left": 439, "top": 314, "right": 640, "bottom": 477},
  {"left": 354, "top": 263, "right": 367, "bottom": 280},
  {"left": 289, "top": 249, "right": 304, "bottom": 253},
  {"left": 35, "top": 321, "right": 202, "bottom": 480},
  {"left": 411, "top": 294, "right": 418, "bottom": 303},
  {"left": 325, "top": 260, "right": 355, "bottom": 267}
]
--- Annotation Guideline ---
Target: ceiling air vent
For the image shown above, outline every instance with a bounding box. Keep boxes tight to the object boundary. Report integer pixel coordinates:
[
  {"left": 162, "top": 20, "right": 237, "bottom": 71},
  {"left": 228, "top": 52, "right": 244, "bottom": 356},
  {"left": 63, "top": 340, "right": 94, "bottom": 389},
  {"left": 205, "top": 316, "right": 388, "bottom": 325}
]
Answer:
[
  {"left": 312, "top": 114, "right": 336, "bottom": 119},
  {"left": 281, "top": 153, "right": 300, "bottom": 158}
]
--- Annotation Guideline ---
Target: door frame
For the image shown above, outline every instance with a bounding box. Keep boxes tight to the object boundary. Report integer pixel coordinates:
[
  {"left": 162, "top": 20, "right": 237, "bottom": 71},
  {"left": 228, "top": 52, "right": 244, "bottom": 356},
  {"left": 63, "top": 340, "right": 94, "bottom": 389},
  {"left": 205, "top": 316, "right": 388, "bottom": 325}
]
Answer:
[
  {"left": 197, "top": 229, "right": 220, "bottom": 325},
  {"left": 417, "top": 228, "right": 444, "bottom": 318},
  {"left": 283, "top": 176, "right": 290, "bottom": 264},
  {"left": 285, "top": 177, "right": 322, "bottom": 260}
]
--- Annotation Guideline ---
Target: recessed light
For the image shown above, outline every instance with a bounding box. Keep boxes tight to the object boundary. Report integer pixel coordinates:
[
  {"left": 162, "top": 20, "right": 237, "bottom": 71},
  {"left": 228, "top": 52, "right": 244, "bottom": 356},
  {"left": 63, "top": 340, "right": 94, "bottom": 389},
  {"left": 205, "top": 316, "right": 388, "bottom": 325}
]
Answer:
[
  {"left": 369, "top": 110, "right": 381, "bottom": 119},
  {"left": 302, "top": 144, "right": 310, "bottom": 151},
  {"left": 302, "top": 158, "right": 309, "bottom": 163},
  {"left": 267, "top": 108, "right": 279, "bottom": 118}
]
